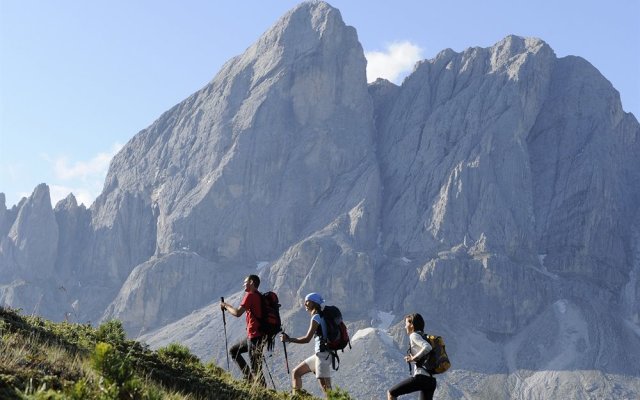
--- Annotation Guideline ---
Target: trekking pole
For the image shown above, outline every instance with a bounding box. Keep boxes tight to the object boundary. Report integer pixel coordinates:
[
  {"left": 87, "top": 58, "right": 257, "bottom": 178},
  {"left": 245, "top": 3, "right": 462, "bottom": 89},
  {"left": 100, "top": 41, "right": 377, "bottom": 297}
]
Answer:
[
  {"left": 221, "top": 297, "right": 230, "bottom": 370},
  {"left": 262, "top": 353, "right": 277, "bottom": 390},
  {"left": 282, "top": 329, "right": 290, "bottom": 374}
]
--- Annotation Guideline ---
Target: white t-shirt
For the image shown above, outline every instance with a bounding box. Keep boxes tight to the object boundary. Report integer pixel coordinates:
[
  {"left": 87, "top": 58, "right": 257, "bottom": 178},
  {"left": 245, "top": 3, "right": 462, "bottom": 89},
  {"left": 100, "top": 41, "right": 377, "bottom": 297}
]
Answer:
[{"left": 409, "top": 331, "right": 433, "bottom": 376}]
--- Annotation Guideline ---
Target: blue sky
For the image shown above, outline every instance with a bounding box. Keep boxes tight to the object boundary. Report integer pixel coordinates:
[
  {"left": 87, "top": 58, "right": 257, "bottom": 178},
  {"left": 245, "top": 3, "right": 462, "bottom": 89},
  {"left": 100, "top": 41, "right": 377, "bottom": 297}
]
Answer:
[{"left": 1, "top": 0, "right": 638, "bottom": 208}]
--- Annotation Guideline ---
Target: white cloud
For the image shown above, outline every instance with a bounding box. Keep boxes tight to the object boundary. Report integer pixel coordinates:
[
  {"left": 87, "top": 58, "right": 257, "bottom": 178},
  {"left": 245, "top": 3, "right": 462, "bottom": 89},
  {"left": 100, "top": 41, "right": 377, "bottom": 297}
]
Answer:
[
  {"left": 45, "top": 143, "right": 123, "bottom": 207},
  {"left": 365, "top": 41, "right": 423, "bottom": 84},
  {"left": 52, "top": 143, "right": 122, "bottom": 181}
]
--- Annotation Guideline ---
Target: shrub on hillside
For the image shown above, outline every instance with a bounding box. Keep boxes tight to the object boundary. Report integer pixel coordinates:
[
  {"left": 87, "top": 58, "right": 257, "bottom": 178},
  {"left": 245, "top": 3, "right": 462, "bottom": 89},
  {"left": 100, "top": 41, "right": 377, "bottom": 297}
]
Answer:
[
  {"left": 157, "top": 342, "right": 200, "bottom": 365},
  {"left": 96, "top": 320, "right": 126, "bottom": 344},
  {"left": 328, "top": 386, "right": 355, "bottom": 399},
  {"left": 91, "top": 341, "right": 143, "bottom": 398}
]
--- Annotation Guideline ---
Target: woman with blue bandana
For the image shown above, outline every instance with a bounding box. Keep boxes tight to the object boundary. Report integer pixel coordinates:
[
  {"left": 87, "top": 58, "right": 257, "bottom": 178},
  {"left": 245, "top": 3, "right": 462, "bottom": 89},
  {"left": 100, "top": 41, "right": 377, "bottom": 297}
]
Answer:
[{"left": 281, "top": 292, "right": 332, "bottom": 397}]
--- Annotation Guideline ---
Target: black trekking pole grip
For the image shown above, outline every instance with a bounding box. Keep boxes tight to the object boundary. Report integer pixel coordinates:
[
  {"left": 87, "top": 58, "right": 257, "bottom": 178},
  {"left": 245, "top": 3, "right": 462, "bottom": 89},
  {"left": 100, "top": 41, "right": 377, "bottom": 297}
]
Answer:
[
  {"left": 221, "top": 297, "right": 227, "bottom": 325},
  {"left": 221, "top": 297, "right": 230, "bottom": 370}
]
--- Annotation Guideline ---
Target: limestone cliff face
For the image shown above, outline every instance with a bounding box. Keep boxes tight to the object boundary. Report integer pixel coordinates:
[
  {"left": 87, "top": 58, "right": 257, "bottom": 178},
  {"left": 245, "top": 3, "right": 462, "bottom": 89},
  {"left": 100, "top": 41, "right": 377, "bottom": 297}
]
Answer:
[
  {"left": 53, "top": 194, "right": 91, "bottom": 279},
  {"left": 376, "top": 38, "right": 554, "bottom": 259},
  {"left": 527, "top": 55, "right": 640, "bottom": 289},
  {"left": 372, "top": 37, "right": 557, "bottom": 334},
  {"left": 370, "top": 35, "right": 640, "bottom": 338},
  {"left": 1, "top": 1, "right": 639, "bottom": 398},
  {"left": 102, "top": 251, "right": 241, "bottom": 334}
]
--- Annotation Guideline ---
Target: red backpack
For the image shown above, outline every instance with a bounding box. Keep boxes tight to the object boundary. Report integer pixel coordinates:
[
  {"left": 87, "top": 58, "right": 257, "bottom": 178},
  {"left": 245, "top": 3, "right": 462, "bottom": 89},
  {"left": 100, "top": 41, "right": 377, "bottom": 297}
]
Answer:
[
  {"left": 320, "top": 305, "right": 350, "bottom": 369},
  {"left": 259, "top": 291, "right": 282, "bottom": 351}
]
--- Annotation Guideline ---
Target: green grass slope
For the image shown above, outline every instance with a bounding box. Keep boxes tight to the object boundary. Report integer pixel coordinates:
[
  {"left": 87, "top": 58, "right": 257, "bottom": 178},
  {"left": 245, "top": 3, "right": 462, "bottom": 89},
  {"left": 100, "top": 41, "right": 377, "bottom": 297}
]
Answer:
[{"left": 0, "top": 307, "right": 352, "bottom": 400}]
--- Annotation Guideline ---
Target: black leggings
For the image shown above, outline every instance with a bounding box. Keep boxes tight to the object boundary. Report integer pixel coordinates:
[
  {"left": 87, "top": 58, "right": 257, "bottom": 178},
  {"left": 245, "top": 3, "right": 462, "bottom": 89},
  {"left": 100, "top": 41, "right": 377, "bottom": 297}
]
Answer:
[
  {"left": 229, "top": 336, "right": 266, "bottom": 387},
  {"left": 388, "top": 374, "right": 436, "bottom": 400}
]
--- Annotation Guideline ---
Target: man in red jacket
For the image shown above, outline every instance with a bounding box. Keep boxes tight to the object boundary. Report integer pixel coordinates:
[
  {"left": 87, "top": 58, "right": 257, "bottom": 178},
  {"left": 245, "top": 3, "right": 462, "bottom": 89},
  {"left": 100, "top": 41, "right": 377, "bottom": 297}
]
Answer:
[{"left": 220, "top": 274, "right": 265, "bottom": 387}]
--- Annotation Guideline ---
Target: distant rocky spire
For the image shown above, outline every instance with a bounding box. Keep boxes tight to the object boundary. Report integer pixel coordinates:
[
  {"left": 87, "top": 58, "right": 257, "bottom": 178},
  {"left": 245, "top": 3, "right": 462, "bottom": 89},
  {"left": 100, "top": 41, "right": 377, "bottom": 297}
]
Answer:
[{"left": 6, "top": 184, "right": 58, "bottom": 280}]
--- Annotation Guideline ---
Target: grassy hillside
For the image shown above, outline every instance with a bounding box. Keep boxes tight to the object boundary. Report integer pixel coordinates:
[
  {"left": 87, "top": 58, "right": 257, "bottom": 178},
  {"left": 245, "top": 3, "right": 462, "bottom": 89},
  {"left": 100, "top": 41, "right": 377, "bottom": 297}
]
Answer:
[{"left": 0, "top": 307, "right": 351, "bottom": 399}]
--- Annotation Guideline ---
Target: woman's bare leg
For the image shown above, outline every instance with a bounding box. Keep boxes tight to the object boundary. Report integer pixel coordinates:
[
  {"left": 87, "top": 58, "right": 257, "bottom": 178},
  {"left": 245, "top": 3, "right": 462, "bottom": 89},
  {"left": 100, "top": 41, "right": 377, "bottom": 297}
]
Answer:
[
  {"left": 292, "top": 362, "right": 312, "bottom": 393},
  {"left": 318, "top": 377, "right": 332, "bottom": 397}
]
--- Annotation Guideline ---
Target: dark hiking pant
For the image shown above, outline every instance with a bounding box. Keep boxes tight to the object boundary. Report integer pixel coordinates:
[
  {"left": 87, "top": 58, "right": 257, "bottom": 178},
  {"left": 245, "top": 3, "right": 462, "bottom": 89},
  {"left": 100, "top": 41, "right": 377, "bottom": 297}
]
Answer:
[
  {"left": 229, "top": 336, "right": 266, "bottom": 387},
  {"left": 388, "top": 374, "right": 436, "bottom": 400}
]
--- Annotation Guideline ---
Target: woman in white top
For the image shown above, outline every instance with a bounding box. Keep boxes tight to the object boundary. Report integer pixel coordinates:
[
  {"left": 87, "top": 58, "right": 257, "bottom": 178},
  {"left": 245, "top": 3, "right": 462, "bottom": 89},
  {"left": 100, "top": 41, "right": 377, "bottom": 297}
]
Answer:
[
  {"left": 281, "top": 292, "right": 332, "bottom": 397},
  {"left": 387, "top": 313, "right": 437, "bottom": 400}
]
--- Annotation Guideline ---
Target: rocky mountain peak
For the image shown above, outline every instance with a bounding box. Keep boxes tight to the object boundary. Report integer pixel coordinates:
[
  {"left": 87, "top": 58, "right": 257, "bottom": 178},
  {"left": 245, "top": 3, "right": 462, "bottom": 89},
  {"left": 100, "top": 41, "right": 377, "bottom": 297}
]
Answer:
[
  {"left": 54, "top": 193, "right": 78, "bottom": 211},
  {"left": 489, "top": 35, "right": 551, "bottom": 72},
  {"left": 8, "top": 184, "right": 54, "bottom": 240},
  {"left": 253, "top": 1, "right": 346, "bottom": 54},
  {"left": 3, "top": 184, "right": 58, "bottom": 280},
  {"left": 94, "top": 0, "right": 375, "bottom": 270}
]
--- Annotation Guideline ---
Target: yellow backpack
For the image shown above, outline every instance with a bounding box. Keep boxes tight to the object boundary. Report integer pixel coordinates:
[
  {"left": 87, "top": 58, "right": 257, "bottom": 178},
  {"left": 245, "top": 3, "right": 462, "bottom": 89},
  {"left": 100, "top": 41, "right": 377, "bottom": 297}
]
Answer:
[{"left": 416, "top": 333, "right": 451, "bottom": 375}]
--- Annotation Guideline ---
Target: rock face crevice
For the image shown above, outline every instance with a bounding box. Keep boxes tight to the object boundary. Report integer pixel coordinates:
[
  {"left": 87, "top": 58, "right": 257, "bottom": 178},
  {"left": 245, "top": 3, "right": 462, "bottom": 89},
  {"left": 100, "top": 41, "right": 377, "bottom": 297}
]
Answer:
[{"left": 2, "top": 2, "right": 639, "bottom": 398}]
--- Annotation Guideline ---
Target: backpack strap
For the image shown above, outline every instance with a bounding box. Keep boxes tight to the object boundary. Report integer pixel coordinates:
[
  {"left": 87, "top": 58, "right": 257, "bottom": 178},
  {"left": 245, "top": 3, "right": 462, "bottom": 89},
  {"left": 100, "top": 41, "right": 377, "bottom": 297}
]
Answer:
[
  {"left": 323, "top": 349, "right": 340, "bottom": 371},
  {"left": 420, "top": 332, "right": 441, "bottom": 376},
  {"left": 332, "top": 350, "right": 340, "bottom": 371},
  {"left": 316, "top": 311, "right": 328, "bottom": 350},
  {"left": 317, "top": 312, "right": 339, "bottom": 371},
  {"left": 412, "top": 331, "right": 432, "bottom": 373}
]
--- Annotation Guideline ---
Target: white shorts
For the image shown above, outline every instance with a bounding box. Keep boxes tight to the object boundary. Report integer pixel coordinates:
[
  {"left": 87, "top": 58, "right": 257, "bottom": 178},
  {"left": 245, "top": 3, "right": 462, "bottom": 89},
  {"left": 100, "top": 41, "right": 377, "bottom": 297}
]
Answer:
[{"left": 303, "top": 351, "right": 332, "bottom": 378}]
